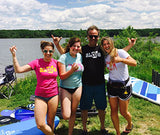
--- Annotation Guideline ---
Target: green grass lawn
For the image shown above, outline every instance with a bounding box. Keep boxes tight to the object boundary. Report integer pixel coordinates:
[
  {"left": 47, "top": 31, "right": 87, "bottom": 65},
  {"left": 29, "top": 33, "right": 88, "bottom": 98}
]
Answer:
[
  {"left": 0, "top": 74, "right": 160, "bottom": 135},
  {"left": 55, "top": 96, "right": 160, "bottom": 135}
]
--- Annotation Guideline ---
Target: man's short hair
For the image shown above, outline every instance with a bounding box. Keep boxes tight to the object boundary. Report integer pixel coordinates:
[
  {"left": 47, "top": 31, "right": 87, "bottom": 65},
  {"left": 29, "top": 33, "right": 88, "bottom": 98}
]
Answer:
[{"left": 87, "top": 25, "right": 100, "bottom": 36}]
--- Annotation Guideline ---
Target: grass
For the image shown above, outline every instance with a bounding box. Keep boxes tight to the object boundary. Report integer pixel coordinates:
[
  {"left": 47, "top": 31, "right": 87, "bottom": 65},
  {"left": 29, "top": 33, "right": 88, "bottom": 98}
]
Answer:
[{"left": 0, "top": 74, "right": 160, "bottom": 135}]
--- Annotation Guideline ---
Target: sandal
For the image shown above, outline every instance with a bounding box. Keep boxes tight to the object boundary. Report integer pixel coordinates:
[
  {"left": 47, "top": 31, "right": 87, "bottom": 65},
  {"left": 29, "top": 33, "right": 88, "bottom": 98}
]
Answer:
[
  {"left": 81, "top": 130, "right": 87, "bottom": 135},
  {"left": 123, "top": 124, "right": 133, "bottom": 134},
  {"left": 101, "top": 129, "right": 109, "bottom": 135}
]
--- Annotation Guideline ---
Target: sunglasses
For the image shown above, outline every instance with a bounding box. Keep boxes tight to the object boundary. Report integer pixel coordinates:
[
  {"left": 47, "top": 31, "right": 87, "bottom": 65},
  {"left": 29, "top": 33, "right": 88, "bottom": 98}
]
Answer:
[
  {"left": 88, "top": 35, "right": 99, "bottom": 39},
  {"left": 43, "top": 50, "right": 53, "bottom": 53}
]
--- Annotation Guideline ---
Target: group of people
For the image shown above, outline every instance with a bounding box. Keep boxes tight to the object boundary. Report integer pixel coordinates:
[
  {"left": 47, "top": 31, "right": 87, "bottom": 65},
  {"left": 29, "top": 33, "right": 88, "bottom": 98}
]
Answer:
[{"left": 10, "top": 25, "right": 137, "bottom": 135}]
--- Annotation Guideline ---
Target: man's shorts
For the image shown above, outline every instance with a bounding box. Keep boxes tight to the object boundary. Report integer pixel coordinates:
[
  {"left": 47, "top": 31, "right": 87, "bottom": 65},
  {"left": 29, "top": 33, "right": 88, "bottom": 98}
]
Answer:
[
  {"left": 80, "top": 83, "right": 107, "bottom": 110},
  {"left": 107, "top": 83, "right": 132, "bottom": 101}
]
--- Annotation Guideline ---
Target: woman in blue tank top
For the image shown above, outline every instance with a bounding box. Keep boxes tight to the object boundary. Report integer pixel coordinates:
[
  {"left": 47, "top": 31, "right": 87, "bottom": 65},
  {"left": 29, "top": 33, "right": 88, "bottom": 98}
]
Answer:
[{"left": 57, "top": 37, "right": 84, "bottom": 135}]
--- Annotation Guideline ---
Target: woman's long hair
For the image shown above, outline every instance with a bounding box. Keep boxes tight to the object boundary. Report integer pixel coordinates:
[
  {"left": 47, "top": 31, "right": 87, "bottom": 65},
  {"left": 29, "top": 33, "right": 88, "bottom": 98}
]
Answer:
[
  {"left": 64, "top": 37, "right": 81, "bottom": 53},
  {"left": 101, "top": 37, "right": 117, "bottom": 68}
]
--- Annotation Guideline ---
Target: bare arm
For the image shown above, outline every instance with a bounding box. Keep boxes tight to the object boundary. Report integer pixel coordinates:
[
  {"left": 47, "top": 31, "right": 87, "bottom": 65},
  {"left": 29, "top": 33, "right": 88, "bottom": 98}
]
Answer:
[
  {"left": 58, "top": 62, "right": 79, "bottom": 80},
  {"left": 10, "top": 46, "right": 32, "bottom": 73},
  {"left": 123, "top": 38, "right": 137, "bottom": 52},
  {"left": 51, "top": 35, "right": 65, "bottom": 54},
  {"left": 114, "top": 55, "right": 137, "bottom": 67}
]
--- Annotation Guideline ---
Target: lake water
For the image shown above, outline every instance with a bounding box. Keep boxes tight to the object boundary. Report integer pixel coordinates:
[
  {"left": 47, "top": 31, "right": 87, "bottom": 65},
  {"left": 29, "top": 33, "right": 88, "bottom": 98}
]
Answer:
[
  {"left": 0, "top": 38, "right": 66, "bottom": 78},
  {"left": 0, "top": 37, "right": 160, "bottom": 78}
]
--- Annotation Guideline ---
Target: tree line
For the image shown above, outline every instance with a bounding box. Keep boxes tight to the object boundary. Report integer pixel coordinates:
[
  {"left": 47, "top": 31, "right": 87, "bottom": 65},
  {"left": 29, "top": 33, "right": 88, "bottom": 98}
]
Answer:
[
  {"left": 0, "top": 26, "right": 159, "bottom": 83},
  {"left": 0, "top": 26, "right": 160, "bottom": 38}
]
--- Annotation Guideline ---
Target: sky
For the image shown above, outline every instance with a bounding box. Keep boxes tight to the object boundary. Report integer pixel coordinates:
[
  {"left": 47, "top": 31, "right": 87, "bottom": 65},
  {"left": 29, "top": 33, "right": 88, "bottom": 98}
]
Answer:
[{"left": 0, "top": 0, "right": 160, "bottom": 30}]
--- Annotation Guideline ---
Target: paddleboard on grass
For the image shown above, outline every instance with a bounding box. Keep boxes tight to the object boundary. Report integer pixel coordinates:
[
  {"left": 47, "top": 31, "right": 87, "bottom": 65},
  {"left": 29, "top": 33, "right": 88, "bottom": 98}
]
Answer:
[
  {"left": 1, "top": 105, "right": 34, "bottom": 118},
  {"left": 104, "top": 74, "right": 160, "bottom": 105},
  {"left": 0, "top": 116, "right": 19, "bottom": 125},
  {"left": 0, "top": 116, "right": 60, "bottom": 135},
  {"left": 130, "top": 76, "right": 160, "bottom": 105},
  {"left": 1, "top": 110, "right": 15, "bottom": 117},
  {"left": 15, "top": 109, "right": 34, "bottom": 120},
  {"left": 1, "top": 108, "right": 34, "bottom": 119},
  {"left": 0, "top": 108, "right": 34, "bottom": 125}
]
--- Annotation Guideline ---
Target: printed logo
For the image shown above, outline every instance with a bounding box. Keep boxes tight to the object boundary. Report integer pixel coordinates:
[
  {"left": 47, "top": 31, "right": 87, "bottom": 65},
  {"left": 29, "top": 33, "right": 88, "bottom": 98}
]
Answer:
[
  {"left": 0, "top": 129, "right": 16, "bottom": 135},
  {"left": 124, "top": 90, "right": 128, "bottom": 95},
  {"left": 40, "top": 65, "right": 57, "bottom": 73},
  {"left": 86, "top": 51, "right": 101, "bottom": 58},
  {"left": 68, "top": 64, "right": 84, "bottom": 72},
  {"left": 106, "top": 62, "right": 117, "bottom": 71}
]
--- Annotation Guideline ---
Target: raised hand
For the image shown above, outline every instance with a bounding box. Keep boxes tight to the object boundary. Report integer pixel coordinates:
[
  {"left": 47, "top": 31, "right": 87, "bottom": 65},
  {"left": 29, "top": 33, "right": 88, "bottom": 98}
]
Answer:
[
  {"left": 128, "top": 37, "right": 137, "bottom": 46},
  {"left": 51, "top": 35, "right": 62, "bottom": 46},
  {"left": 10, "top": 46, "right": 17, "bottom": 57}
]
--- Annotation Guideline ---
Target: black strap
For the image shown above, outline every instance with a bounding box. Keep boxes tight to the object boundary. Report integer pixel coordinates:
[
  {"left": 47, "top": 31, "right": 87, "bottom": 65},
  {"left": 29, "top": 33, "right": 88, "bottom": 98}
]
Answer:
[
  {"left": 109, "top": 77, "right": 130, "bottom": 85},
  {"left": 125, "top": 77, "right": 130, "bottom": 85}
]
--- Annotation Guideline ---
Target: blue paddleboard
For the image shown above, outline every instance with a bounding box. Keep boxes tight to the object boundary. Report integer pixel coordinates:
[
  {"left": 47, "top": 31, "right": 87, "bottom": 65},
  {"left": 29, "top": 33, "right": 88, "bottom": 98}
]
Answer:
[
  {"left": 104, "top": 74, "right": 160, "bottom": 105},
  {"left": 0, "top": 116, "right": 60, "bottom": 135},
  {"left": 1, "top": 108, "right": 34, "bottom": 121},
  {"left": 15, "top": 109, "right": 34, "bottom": 120},
  {"left": 1, "top": 110, "right": 15, "bottom": 117},
  {"left": 130, "top": 76, "right": 160, "bottom": 105}
]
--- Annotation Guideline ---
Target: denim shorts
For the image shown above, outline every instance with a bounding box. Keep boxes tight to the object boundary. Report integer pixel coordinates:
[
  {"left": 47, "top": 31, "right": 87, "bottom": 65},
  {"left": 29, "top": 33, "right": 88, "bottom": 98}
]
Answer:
[{"left": 80, "top": 83, "right": 107, "bottom": 110}]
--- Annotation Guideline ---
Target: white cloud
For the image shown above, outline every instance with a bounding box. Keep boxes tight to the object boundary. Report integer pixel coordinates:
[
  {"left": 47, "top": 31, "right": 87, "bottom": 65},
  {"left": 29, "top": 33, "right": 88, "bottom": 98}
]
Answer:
[{"left": 0, "top": 0, "right": 160, "bottom": 30}]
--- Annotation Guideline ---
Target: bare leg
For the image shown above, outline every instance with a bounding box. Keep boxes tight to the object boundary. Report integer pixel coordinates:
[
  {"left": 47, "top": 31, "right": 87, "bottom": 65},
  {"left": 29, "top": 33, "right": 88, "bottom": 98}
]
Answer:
[
  {"left": 60, "top": 88, "right": 72, "bottom": 120},
  {"left": 68, "top": 86, "right": 82, "bottom": 135},
  {"left": 119, "top": 99, "right": 132, "bottom": 129},
  {"left": 47, "top": 95, "right": 59, "bottom": 133},
  {"left": 81, "top": 110, "right": 88, "bottom": 131},
  {"left": 98, "top": 109, "right": 106, "bottom": 130},
  {"left": 35, "top": 98, "right": 54, "bottom": 135},
  {"left": 109, "top": 97, "right": 120, "bottom": 135}
]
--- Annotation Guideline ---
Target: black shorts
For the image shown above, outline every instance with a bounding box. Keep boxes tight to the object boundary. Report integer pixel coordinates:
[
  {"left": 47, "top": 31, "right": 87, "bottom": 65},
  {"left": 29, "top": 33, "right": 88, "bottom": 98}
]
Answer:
[
  {"left": 35, "top": 95, "right": 57, "bottom": 102},
  {"left": 107, "top": 82, "right": 132, "bottom": 101},
  {"left": 60, "top": 87, "right": 78, "bottom": 94}
]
